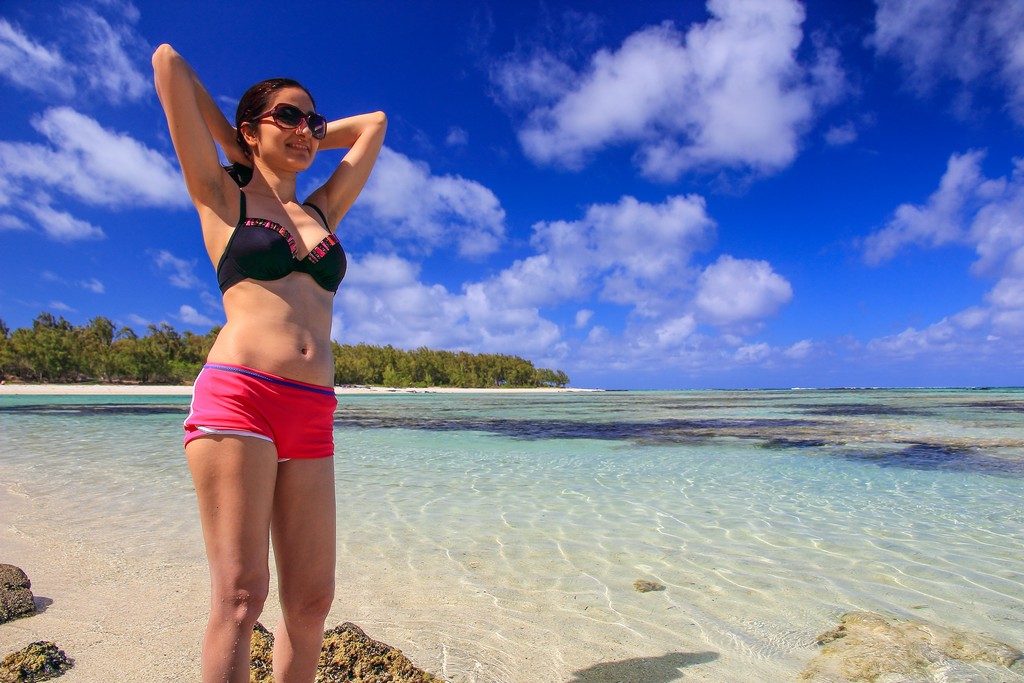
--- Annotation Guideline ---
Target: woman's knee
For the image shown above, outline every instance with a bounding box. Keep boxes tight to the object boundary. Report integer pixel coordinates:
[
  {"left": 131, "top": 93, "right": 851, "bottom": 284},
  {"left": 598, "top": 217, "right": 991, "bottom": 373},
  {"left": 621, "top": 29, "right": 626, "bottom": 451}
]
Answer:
[
  {"left": 281, "top": 580, "right": 335, "bottom": 624},
  {"left": 210, "top": 569, "right": 271, "bottom": 624}
]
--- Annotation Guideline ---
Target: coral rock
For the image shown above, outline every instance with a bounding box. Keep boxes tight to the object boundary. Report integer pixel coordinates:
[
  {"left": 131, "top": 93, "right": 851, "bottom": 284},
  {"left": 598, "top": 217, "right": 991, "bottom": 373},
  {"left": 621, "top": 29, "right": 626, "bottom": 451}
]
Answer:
[
  {"left": 249, "top": 621, "right": 444, "bottom": 683},
  {"left": 316, "top": 622, "right": 445, "bottom": 683},
  {"left": 250, "top": 622, "right": 274, "bottom": 683},
  {"left": 0, "top": 641, "right": 73, "bottom": 682},
  {"left": 633, "top": 579, "right": 666, "bottom": 593},
  {"left": 801, "top": 611, "right": 1024, "bottom": 682},
  {"left": 0, "top": 565, "right": 35, "bottom": 624}
]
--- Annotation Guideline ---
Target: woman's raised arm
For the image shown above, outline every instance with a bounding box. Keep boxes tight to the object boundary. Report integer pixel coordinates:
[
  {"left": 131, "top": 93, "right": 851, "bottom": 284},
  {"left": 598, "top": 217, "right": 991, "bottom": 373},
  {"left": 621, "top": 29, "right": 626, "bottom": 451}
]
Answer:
[
  {"left": 305, "top": 111, "right": 387, "bottom": 229},
  {"left": 152, "top": 44, "right": 236, "bottom": 212}
]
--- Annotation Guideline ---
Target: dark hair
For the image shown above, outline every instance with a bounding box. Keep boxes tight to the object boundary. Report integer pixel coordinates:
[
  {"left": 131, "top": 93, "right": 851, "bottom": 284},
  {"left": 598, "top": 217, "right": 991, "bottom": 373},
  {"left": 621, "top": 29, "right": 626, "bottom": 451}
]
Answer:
[
  {"left": 225, "top": 78, "right": 317, "bottom": 186},
  {"left": 234, "top": 77, "right": 317, "bottom": 157}
]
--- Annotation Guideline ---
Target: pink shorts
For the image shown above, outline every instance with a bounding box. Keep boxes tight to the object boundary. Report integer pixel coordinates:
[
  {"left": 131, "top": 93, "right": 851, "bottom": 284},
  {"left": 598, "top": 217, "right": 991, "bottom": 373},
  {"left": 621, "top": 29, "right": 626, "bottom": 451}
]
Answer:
[{"left": 184, "top": 363, "right": 337, "bottom": 460}]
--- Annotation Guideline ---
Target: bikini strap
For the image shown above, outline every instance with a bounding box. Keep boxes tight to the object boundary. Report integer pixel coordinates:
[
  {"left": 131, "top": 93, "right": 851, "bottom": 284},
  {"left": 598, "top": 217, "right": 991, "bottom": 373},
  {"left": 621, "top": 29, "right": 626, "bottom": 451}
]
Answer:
[
  {"left": 238, "top": 190, "right": 247, "bottom": 225},
  {"left": 303, "top": 201, "right": 330, "bottom": 231}
]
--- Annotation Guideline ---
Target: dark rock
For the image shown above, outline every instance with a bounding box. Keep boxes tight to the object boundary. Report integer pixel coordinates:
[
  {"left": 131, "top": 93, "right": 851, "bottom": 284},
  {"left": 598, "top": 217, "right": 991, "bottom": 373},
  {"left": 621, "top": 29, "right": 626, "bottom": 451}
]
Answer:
[
  {"left": 250, "top": 622, "right": 274, "bottom": 683},
  {"left": 0, "top": 566, "right": 30, "bottom": 591},
  {"left": 801, "top": 611, "right": 1024, "bottom": 682},
  {"left": 0, "top": 641, "right": 73, "bottom": 682},
  {"left": 249, "top": 621, "right": 445, "bottom": 682},
  {"left": 0, "top": 565, "right": 35, "bottom": 624},
  {"left": 633, "top": 579, "right": 666, "bottom": 593},
  {"left": 316, "top": 622, "right": 445, "bottom": 683}
]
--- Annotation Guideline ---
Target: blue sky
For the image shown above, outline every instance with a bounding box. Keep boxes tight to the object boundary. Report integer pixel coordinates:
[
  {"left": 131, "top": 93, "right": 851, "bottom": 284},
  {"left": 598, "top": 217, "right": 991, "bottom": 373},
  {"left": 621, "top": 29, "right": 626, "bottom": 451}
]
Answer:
[{"left": 1, "top": 0, "right": 1023, "bottom": 390}]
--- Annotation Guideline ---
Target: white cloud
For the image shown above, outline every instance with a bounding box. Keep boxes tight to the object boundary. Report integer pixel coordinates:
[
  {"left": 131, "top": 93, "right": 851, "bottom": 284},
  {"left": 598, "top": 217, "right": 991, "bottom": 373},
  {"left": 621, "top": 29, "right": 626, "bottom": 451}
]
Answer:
[
  {"left": 445, "top": 127, "right": 469, "bottom": 146},
  {"left": 490, "top": 50, "right": 579, "bottom": 108},
  {"left": 694, "top": 255, "right": 793, "bottom": 328},
  {"left": 336, "top": 252, "right": 466, "bottom": 348},
  {"left": 349, "top": 147, "right": 506, "bottom": 258},
  {"left": 23, "top": 108, "right": 187, "bottom": 208},
  {"left": 154, "top": 250, "right": 204, "bottom": 290},
  {"left": 23, "top": 203, "right": 105, "bottom": 242},
  {"left": 735, "top": 342, "right": 771, "bottom": 364},
  {"left": 120, "top": 313, "right": 151, "bottom": 331},
  {"left": 69, "top": 3, "right": 150, "bottom": 104},
  {"left": 495, "top": 0, "right": 846, "bottom": 179},
  {"left": 0, "top": 214, "right": 28, "bottom": 231},
  {"left": 863, "top": 151, "right": 1024, "bottom": 273},
  {"left": 79, "top": 278, "right": 105, "bottom": 294},
  {"left": 0, "top": 107, "right": 188, "bottom": 242},
  {"left": 334, "top": 193, "right": 794, "bottom": 375},
  {"left": 873, "top": 0, "right": 1024, "bottom": 123},
  {"left": 654, "top": 315, "right": 698, "bottom": 347},
  {"left": 48, "top": 301, "right": 75, "bottom": 313},
  {"left": 783, "top": 339, "right": 815, "bottom": 360},
  {"left": 513, "top": 194, "right": 716, "bottom": 311},
  {"left": 178, "top": 305, "right": 216, "bottom": 327},
  {"left": 0, "top": 19, "right": 74, "bottom": 98},
  {"left": 0, "top": 3, "right": 149, "bottom": 104},
  {"left": 199, "top": 290, "right": 223, "bottom": 314},
  {"left": 335, "top": 251, "right": 561, "bottom": 356},
  {"left": 824, "top": 121, "right": 857, "bottom": 146},
  {"left": 862, "top": 150, "right": 1024, "bottom": 362},
  {"left": 863, "top": 151, "right": 985, "bottom": 265}
]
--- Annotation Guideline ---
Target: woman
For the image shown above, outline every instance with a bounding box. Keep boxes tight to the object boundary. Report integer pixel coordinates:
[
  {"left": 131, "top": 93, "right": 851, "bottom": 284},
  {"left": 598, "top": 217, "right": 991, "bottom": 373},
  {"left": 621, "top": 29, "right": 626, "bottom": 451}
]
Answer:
[{"left": 152, "top": 44, "right": 386, "bottom": 683}]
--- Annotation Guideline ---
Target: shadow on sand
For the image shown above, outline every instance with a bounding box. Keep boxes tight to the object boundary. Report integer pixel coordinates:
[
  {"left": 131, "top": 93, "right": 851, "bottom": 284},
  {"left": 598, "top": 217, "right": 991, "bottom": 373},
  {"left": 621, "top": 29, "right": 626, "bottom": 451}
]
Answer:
[
  {"left": 32, "top": 596, "right": 54, "bottom": 614},
  {"left": 567, "top": 651, "right": 719, "bottom": 683}
]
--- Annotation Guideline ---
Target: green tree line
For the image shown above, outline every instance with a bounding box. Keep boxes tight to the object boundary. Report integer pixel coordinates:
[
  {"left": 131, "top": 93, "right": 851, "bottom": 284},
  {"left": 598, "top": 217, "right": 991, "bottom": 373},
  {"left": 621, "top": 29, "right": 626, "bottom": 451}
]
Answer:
[{"left": 0, "top": 313, "right": 570, "bottom": 388}]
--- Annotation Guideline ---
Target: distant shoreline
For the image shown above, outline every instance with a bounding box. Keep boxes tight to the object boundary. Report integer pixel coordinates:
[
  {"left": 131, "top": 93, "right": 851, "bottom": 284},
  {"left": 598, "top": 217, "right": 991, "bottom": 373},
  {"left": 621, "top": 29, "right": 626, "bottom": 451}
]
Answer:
[{"left": 0, "top": 383, "right": 600, "bottom": 396}]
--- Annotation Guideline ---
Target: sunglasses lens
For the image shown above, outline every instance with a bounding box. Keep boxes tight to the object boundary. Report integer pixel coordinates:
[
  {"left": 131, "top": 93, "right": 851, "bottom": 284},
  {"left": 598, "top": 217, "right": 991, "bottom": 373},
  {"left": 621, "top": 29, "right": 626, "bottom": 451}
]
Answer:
[
  {"left": 273, "top": 105, "right": 305, "bottom": 128},
  {"left": 309, "top": 114, "right": 328, "bottom": 140}
]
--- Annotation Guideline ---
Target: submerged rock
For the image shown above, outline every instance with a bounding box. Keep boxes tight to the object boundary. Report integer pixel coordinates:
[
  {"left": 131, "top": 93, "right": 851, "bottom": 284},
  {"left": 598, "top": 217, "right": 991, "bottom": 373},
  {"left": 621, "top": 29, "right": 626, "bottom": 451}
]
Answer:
[
  {"left": 0, "top": 641, "right": 73, "bottom": 682},
  {"left": 0, "top": 565, "right": 35, "bottom": 624},
  {"left": 250, "top": 622, "right": 274, "bottom": 683},
  {"left": 633, "top": 579, "right": 666, "bottom": 593},
  {"left": 249, "top": 621, "right": 444, "bottom": 683},
  {"left": 801, "top": 611, "right": 1024, "bottom": 682}
]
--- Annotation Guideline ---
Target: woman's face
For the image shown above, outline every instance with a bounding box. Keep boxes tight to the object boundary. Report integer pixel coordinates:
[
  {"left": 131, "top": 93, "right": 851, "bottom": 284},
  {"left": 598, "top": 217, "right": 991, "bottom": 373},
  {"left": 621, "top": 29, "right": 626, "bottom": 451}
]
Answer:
[{"left": 245, "top": 86, "right": 320, "bottom": 171}]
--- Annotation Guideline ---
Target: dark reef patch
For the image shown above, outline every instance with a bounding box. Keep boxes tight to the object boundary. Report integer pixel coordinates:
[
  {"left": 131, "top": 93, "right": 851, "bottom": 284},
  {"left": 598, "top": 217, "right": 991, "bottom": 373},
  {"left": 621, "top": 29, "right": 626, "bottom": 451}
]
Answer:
[
  {"left": 332, "top": 413, "right": 824, "bottom": 444},
  {"left": 840, "top": 442, "right": 1024, "bottom": 477},
  {"left": 0, "top": 403, "right": 186, "bottom": 416},
  {"left": 792, "top": 403, "right": 933, "bottom": 417},
  {"left": 951, "top": 399, "right": 1024, "bottom": 413}
]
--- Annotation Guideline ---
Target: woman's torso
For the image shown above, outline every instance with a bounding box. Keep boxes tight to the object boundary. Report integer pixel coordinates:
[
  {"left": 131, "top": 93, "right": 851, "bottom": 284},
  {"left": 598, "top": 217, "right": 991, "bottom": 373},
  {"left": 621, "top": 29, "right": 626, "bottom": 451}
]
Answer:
[{"left": 201, "top": 187, "right": 341, "bottom": 386}]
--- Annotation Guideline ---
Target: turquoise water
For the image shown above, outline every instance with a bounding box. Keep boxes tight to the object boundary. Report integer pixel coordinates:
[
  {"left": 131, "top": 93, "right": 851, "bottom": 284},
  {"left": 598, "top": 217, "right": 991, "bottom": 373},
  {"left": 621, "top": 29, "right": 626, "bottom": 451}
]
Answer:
[{"left": 1, "top": 389, "right": 1022, "bottom": 681}]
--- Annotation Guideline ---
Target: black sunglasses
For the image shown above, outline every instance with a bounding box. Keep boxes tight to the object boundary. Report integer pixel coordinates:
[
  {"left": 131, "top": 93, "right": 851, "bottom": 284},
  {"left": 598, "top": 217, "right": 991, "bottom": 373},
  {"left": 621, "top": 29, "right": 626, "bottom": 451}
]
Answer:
[{"left": 254, "top": 104, "right": 328, "bottom": 140}]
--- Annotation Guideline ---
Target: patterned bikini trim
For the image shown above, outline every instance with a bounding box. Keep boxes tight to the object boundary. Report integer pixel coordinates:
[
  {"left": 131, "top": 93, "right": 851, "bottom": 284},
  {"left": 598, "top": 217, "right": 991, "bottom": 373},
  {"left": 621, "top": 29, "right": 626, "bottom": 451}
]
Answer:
[
  {"left": 243, "top": 218, "right": 297, "bottom": 253},
  {"left": 307, "top": 233, "right": 340, "bottom": 263}
]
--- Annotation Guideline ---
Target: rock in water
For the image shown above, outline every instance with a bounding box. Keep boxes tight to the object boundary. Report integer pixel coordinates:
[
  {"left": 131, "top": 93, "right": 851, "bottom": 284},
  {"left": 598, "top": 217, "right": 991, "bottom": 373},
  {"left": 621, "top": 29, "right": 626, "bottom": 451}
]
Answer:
[
  {"left": 0, "top": 641, "right": 73, "bottom": 682},
  {"left": 250, "top": 622, "right": 274, "bottom": 683},
  {"left": 801, "top": 611, "right": 1024, "bottom": 682},
  {"left": 633, "top": 579, "right": 666, "bottom": 593},
  {"left": 317, "top": 622, "right": 445, "bottom": 683},
  {"left": 0, "top": 565, "right": 35, "bottom": 624}
]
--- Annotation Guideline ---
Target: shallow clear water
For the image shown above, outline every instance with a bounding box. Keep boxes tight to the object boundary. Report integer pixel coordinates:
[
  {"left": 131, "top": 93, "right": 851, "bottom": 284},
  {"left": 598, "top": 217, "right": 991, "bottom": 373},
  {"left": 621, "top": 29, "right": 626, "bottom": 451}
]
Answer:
[{"left": 1, "top": 389, "right": 1022, "bottom": 681}]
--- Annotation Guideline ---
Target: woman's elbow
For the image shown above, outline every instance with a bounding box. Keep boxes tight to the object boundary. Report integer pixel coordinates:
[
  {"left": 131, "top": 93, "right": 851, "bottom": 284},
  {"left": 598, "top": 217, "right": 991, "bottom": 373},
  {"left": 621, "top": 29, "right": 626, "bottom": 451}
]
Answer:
[{"left": 151, "top": 43, "right": 176, "bottom": 68}]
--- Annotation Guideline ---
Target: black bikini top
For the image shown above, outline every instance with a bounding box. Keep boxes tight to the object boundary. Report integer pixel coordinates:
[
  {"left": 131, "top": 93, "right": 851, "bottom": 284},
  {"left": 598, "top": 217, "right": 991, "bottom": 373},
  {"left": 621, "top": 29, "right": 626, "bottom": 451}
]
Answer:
[{"left": 216, "top": 192, "right": 347, "bottom": 293}]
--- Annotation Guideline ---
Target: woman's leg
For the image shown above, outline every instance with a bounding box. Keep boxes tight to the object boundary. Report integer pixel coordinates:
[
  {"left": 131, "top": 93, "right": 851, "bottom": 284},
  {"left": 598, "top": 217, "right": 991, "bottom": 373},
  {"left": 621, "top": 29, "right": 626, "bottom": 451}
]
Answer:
[
  {"left": 270, "top": 456, "right": 337, "bottom": 682},
  {"left": 187, "top": 435, "right": 278, "bottom": 683}
]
